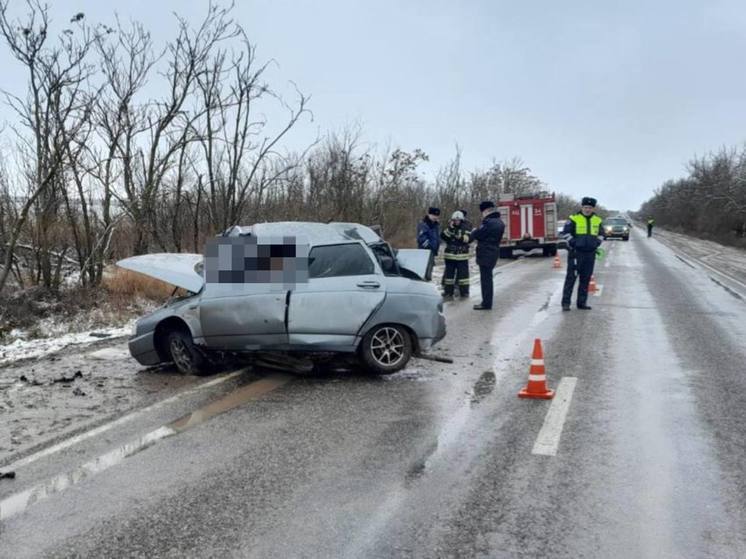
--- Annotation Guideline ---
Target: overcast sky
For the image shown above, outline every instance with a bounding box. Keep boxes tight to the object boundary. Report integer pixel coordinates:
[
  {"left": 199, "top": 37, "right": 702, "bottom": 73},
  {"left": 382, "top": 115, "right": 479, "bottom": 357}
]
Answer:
[{"left": 2, "top": 0, "right": 746, "bottom": 210}]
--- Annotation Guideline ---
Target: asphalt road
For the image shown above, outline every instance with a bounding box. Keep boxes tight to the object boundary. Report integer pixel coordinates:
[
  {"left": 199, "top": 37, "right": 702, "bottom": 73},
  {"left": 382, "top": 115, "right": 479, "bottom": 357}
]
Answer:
[{"left": 2, "top": 230, "right": 746, "bottom": 558}]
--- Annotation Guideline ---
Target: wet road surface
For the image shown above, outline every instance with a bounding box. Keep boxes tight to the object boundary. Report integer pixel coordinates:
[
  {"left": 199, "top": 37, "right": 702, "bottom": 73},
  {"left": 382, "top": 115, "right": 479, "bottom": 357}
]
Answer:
[{"left": 1, "top": 229, "right": 746, "bottom": 558}]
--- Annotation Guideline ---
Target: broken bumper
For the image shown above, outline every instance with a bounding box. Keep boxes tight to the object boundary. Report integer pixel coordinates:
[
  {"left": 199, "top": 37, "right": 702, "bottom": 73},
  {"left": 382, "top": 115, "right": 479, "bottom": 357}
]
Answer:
[{"left": 128, "top": 331, "right": 160, "bottom": 366}]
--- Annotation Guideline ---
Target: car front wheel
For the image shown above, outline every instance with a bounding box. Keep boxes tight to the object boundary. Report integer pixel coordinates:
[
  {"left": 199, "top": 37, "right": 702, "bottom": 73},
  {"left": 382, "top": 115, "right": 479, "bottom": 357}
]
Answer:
[
  {"left": 167, "top": 329, "right": 209, "bottom": 375},
  {"left": 360, "top": 325, "right": 413, "bottom": 375}
]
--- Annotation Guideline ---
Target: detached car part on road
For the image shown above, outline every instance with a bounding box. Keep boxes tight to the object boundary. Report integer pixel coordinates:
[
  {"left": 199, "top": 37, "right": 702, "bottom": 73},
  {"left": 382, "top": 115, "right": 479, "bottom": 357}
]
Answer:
[{"left": 118, "top": 222, "right": 446, "bottom": 376}]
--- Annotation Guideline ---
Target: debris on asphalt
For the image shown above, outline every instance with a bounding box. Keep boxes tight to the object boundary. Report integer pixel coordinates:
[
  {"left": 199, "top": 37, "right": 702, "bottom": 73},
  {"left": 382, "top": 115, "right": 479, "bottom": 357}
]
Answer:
[
  {"left": 417, "top": 353, "right": 454, "bottom": 364},
  {"left": 52, "top": 371, "right": 83, "bottom": 383},
  {"left": 0, "top": 470, "right": 16, "bottom": 480},
  {"left": 89, "top": 332, "right": 112, "bottom": 338},
  {"left": 72, "top": 387, "right": 86, "bottom": 397}
]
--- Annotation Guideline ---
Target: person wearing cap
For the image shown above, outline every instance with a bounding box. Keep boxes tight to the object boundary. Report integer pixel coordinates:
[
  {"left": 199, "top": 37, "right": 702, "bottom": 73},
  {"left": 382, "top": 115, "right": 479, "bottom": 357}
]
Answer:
[
  {"left": 417, "top": 207, "right": 441, "bottom": 258},
  {"left": 470, "top": 201, "right": 505, "bottom": 310},
  {"left": 561, "top": 197, "right": 604, "bottom": 311},
  {"left": 440, "top": 210, "right": 472, "bottom": 300}
]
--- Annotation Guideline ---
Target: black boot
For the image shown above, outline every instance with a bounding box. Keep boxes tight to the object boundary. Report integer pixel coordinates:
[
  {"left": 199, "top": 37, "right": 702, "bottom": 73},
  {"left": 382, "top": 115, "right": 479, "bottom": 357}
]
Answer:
[{"left": 577, "top": 304, "right": 592, "bottom": 310}]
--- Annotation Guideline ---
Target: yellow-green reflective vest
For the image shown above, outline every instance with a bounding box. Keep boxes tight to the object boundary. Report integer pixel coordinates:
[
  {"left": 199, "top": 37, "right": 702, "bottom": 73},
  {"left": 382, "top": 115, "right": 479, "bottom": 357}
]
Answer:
[{"left": 570, "top": 214, "right": 602, "bottom": 236}]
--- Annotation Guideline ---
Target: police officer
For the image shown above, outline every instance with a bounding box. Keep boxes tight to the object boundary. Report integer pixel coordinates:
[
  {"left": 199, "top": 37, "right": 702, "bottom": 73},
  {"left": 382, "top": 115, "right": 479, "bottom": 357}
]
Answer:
[
  {"left": 470, "top": 201, "right": 505, "bottom": 310},
  {"left": 561, "top": 197, "right": 604, "bottom": 311},
  {"left": 417, "top": 206, "right": 441, "bottom": 257},
  {"left": 441, "top": 210, "right": 471, "bottom": 300},
  {"left": 647, "top": 217, "right": 655, "bottom": 238}
]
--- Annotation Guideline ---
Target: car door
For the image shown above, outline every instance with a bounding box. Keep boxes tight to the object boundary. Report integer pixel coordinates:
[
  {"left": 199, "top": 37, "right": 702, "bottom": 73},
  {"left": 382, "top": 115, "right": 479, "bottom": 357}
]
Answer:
[
  {"left": 199, "top": 282, "right": 289, "bottom": 350},
  {"left": 287, "top": 242, "right": 386, "bottom": 347}
]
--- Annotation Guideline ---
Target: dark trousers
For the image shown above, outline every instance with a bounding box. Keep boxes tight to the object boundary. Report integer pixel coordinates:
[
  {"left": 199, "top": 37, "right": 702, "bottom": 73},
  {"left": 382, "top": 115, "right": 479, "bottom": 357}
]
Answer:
[
  {"left": 647, "top": 226, "right": 653, "bottom": 238},
  {"left": 443, "top": 259, "right": 470, "bottom": 296},
  {"left": 562, "top": 251, "right": 595, "bottom": 307},
  {"left": 479, "top": 265, "right": 494, "bottom": 308}
]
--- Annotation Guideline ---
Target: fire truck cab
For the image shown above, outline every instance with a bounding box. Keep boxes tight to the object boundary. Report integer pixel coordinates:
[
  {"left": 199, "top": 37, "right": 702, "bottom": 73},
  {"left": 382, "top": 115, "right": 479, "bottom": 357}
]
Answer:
[{"left": 497, "top": 193, "right": 562, "bottom": 259}]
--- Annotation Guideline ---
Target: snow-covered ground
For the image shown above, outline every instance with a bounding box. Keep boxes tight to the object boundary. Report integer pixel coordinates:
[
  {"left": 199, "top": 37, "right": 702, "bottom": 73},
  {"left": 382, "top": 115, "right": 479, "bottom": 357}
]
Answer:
[
  {"left": 0, "top": 322, "right": 134, "bottom": 367},
  {"left": 649, "top": 227, "right": 746, "bottom": 283}
]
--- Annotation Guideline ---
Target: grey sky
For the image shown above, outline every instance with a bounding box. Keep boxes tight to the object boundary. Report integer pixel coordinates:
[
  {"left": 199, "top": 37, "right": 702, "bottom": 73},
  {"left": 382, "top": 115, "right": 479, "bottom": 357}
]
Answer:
[{"left": 2, "top": 0, "right": 746, "bottom": 210}]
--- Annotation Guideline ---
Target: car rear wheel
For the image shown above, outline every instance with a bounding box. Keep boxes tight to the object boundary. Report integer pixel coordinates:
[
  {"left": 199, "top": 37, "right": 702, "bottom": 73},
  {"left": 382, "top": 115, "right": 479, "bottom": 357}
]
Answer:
[
  {"left": 167, "top": 329, "right": 209, "bottom": 376},
  {"left": 623, "top": 236, "right": 629, "bottom": 241},
  {"left": 360, "top": 325, "right": 413, "bottom": 375}
]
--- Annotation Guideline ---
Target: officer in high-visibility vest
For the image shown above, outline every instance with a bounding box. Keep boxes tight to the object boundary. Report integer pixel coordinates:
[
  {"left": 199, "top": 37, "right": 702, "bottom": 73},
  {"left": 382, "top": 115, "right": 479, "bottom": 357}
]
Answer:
[
  {"left": 561, "top": 197, "right": 604, "bottom": 311},
  {"left": 440, "top": 210, "right": 471, "bottom": 300}
]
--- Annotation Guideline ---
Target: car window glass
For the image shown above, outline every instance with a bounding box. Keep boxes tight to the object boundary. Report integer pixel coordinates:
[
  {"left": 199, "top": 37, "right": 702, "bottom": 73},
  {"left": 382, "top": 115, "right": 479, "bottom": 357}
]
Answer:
[{"left": 308, "top": 243, "right": 375, "bottom": 278}]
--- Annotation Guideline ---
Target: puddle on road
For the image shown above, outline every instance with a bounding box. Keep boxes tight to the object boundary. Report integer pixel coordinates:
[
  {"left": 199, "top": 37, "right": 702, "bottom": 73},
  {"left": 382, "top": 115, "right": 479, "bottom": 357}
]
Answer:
[
  {"left": 405, "top": 439, "right": 438, "bottom": 485},
  {"left": 470, "top": 371, "right": 496, "bottom": 406}
]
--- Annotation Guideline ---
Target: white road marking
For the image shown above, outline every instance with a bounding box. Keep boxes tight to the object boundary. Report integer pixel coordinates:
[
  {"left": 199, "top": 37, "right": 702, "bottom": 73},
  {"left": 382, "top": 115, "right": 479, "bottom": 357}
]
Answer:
[
  {"left": 531, "top": 377, "right": 578, "bottom": 456},
  {"left": 2, "top": 370, "right": 245, "bottom": 472},
  {"left": 0, "top": 426, "right": 176, "bottom": 521},
  {"left": 0, "top": 372, "right": 290, "bottom": 522}
]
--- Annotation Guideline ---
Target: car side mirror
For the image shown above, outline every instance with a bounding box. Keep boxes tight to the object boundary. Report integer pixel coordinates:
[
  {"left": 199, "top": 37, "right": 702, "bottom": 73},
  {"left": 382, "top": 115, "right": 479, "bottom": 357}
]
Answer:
[{"left": 379, "top": 255, "right": 395, "bottom": 273}]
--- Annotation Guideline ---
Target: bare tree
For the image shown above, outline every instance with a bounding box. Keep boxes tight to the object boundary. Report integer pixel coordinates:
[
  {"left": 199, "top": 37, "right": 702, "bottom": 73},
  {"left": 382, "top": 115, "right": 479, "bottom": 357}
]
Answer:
[{"left": 0, "top": 1, "right": 100, "bottom": 292}]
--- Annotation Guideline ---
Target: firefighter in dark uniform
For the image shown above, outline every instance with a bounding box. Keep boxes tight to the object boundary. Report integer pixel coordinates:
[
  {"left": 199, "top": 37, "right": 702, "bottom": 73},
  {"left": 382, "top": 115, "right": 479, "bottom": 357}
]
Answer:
[
  {"left": 440, "top": 210, "right": 471, "bottom": 300},
  {"left": 459, "top": 209, "right": 473, "bottom": 231},
  {"left": 470, "top": 201, "right": 505, "bottom": 310},
  {"left": 561, "top": 197, "right": 604, "bottom": 311}
]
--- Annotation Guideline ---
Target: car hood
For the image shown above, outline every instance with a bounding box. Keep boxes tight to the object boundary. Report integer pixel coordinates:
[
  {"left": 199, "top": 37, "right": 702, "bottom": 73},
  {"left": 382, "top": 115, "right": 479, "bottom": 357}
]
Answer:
[{"left": 116, "top": 253, "right": 204, "bottom": 293}]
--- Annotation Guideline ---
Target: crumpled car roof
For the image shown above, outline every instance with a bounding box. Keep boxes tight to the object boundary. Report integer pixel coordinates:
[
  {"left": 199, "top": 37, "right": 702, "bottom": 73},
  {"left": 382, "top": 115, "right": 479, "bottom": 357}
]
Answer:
[
  {"left": 117, "top": 222, "right": 389, "bottom": 293},
  {"left": 225, "top": 222, "right": 382, "bottom": 246}
]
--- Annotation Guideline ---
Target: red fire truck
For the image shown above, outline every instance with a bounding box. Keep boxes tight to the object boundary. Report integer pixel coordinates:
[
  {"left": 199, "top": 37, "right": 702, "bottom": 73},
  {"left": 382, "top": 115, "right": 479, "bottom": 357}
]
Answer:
[{"left": 497, "top": 192, "right": 563, "bottom": 258}]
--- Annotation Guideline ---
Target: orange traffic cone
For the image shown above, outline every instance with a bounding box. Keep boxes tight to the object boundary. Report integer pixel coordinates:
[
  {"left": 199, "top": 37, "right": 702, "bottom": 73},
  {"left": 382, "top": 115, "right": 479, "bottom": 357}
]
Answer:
[
  {"left": 553, "top": 254, "right": 561, "bottom": 268},
  {"left": 518, "top": 339, "right": 555, "bottom": 399},
  {"left": 589, "top": 275, "right": 598, "bottom": 293}
]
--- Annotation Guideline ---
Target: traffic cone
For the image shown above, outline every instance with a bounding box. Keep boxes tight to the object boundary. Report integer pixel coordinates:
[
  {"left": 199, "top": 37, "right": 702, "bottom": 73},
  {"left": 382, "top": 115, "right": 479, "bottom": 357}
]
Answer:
[
  {"left": 518, "top": 339, "right": 555, "bottom": 399},
  {"left": 589, "top": 275, "right": 598, "bottom": 293},
  {"left": 553, "top": 254, "right": 561, "bottom": 268}
]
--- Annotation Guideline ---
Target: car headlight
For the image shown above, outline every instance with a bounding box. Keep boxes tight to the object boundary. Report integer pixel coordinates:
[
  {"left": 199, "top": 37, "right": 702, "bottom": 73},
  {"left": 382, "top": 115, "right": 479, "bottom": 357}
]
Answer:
[
  {"left": 130, "top": 321, "right": 138, "bottom": 337},
  {"left": 623, "top": 227, "right": 629, "bottom": 232}
]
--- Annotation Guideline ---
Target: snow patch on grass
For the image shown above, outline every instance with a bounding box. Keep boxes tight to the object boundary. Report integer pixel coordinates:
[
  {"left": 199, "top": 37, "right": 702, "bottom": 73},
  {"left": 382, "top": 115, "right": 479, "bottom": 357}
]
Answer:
[{"left": 0, "top": 321, "right": 133, "bottom": 366}]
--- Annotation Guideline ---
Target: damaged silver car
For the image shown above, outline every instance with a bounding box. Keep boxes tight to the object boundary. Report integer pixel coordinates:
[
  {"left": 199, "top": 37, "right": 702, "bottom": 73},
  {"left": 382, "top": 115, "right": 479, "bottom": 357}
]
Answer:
[{"left": 117, "top": 222, "right": 446, "bottom": 375}]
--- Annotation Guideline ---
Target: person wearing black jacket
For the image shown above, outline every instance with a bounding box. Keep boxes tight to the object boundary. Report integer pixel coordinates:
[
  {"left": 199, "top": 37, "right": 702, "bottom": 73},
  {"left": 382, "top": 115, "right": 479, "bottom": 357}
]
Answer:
[
  {"left": 441, "top": 210, "right": 471, "bottom": 300},
  {"left": 470, "top": 201, "right": 505, "bottom": 310},
  {"left": 561, "top": 197, "right": 604, "bottom": 310}
]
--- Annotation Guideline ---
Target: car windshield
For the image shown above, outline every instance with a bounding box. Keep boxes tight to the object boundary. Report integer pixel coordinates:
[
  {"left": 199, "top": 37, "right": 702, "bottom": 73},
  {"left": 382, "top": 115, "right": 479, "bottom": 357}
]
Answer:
[{"left": 604, "top": 219, "right": 627, "bottom": 226}]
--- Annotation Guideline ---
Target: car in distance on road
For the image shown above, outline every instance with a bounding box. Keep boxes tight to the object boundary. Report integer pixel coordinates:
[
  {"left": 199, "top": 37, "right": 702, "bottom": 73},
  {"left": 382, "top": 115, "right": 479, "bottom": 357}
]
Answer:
[
  {"left": 602, "top": 216, "right": 630, "bottom": 241},
  {"left": 118, "top": 222, "right": 446, "bottom": 376}
]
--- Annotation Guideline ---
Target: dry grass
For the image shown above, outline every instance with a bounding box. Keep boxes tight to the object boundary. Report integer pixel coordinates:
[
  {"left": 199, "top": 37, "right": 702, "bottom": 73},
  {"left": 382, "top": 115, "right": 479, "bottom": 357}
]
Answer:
[{"left": 103, "top": 268, "right": 176, "bottom": 302}]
